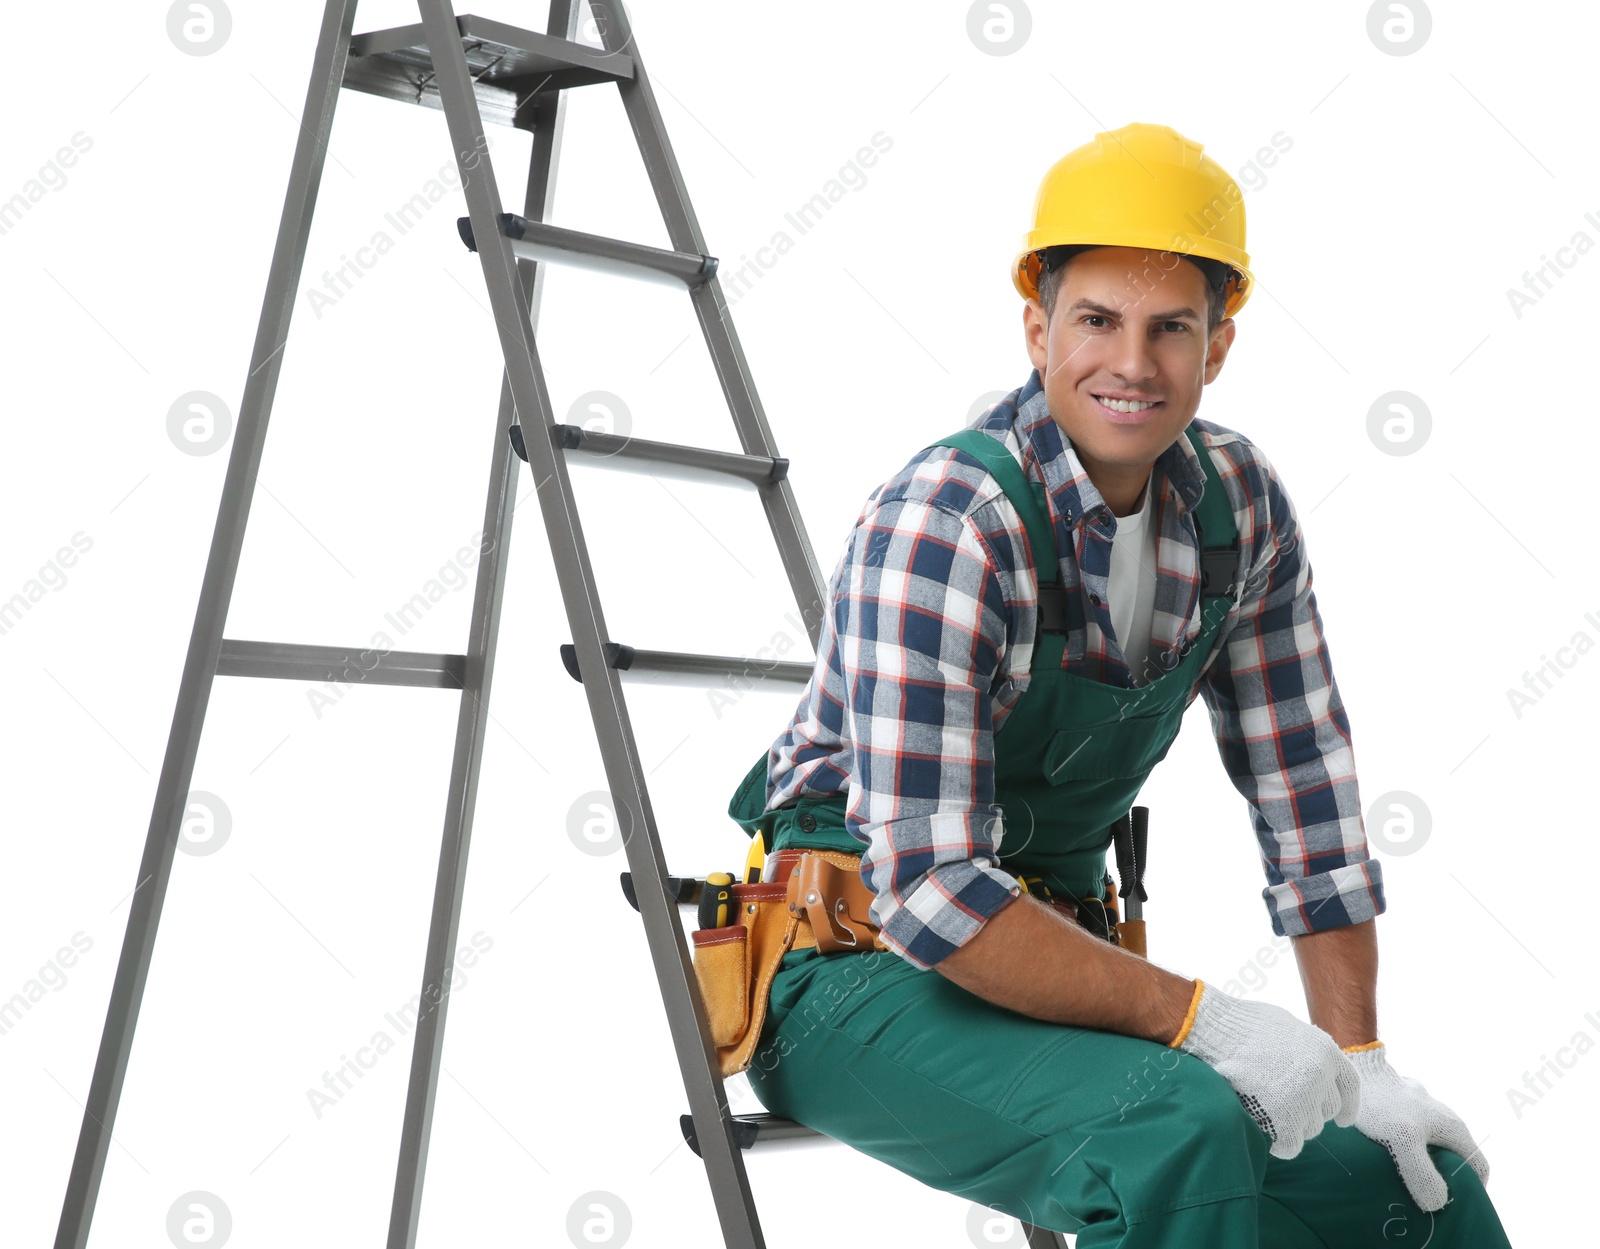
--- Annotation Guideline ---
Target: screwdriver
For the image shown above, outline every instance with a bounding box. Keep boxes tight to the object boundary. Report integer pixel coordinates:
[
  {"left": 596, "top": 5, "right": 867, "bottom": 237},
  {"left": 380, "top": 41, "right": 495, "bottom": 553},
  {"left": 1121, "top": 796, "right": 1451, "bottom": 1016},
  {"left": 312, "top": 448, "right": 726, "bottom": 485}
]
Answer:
[{"left": 698, "top": 872, "right": 736, "bottom": 930}]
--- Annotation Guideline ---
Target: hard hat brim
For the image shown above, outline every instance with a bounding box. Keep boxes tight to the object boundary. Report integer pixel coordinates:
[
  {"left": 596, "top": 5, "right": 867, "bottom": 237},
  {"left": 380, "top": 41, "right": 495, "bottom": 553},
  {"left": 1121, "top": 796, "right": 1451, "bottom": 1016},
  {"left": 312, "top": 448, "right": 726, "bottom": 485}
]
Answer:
[{"left": 1012, "top": 239, "right": 1252, "bottom": 318}]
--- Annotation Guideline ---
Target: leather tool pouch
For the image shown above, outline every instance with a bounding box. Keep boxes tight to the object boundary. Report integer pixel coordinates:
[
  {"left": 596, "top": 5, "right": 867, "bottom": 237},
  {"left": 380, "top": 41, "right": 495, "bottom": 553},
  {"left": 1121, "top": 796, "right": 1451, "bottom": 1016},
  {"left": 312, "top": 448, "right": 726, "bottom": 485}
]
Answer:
[
  {"left": 689, "top": 850, "right": 884, "bottom": 1077},
  {"left": 690, "top": 879, "right": 798, "bottom": 1077},
  {"left": 784, "top": 853, "right": 881, "bottom": 954}
]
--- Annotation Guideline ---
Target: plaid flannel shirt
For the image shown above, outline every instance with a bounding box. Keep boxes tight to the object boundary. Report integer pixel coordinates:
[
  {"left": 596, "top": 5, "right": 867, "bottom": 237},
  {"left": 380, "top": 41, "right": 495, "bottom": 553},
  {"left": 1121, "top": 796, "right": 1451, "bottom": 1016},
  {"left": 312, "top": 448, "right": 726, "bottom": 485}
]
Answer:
[{"left": 762, "top": 367, "right": 1385, "bottom": 969}]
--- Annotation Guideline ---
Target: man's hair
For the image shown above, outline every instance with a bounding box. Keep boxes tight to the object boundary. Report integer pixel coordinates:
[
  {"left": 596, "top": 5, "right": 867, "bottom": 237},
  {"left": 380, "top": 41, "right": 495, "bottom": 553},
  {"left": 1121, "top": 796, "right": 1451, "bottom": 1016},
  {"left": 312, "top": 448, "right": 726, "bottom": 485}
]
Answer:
[{"left": 1036, "top": 244, "right": 1230, "bottom": 336}]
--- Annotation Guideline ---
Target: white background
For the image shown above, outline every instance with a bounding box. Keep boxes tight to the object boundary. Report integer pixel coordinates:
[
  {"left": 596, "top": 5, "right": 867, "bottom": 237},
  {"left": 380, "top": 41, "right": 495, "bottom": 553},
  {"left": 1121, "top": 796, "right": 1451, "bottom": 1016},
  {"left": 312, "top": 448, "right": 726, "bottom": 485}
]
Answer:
[{"left": 2, "top": 1, "right": 1591, "bottom": 1245}]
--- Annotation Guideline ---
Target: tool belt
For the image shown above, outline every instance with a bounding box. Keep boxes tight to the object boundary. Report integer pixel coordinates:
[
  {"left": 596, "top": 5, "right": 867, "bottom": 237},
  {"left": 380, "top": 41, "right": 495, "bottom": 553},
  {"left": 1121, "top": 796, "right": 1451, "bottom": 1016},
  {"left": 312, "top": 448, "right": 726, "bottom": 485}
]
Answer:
[{"left": 689, "top": 849, "right": 1133, "bottom": 1077}]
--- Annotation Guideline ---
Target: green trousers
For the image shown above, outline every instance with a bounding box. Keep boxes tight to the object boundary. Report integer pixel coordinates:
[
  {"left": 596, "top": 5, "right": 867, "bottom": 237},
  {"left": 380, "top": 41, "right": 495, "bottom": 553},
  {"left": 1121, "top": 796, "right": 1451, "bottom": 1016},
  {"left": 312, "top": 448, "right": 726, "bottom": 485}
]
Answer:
[{"left": 747, "top": 946, "right": 1513, "bottom": 1247}]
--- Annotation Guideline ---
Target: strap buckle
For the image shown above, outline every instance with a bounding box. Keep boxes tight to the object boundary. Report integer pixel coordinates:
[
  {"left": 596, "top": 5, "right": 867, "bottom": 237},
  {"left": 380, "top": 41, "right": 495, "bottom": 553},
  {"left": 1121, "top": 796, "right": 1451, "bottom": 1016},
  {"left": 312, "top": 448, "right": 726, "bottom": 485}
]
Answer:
[{"left": 1198, "top": 547, "right": 1239, "bottom": 599}]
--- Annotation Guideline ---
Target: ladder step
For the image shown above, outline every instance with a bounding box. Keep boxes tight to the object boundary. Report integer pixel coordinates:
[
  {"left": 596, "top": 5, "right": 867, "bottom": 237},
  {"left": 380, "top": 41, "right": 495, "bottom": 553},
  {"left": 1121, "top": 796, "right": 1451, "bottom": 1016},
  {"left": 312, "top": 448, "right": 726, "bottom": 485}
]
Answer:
[
  {"left": 216, "top": 639, "right": 467, "bottom": 689},
  {"left": 618, "top": 871, "right": 706, "bottom": 912},
  {"left": 559, "top": 643, "right": 812, "bottom": 689},
  {"left": 680, "top": 1112, "right": 823, "bottom": 1156},
  {"left": 345, "top": 15, "right": 634, "bottom": 129},
  {"left": 537, "top": 423, "right": 787, "bottom": 488},
  {"left": 458, "top": 213, "right": 717, "bottom": 288}
]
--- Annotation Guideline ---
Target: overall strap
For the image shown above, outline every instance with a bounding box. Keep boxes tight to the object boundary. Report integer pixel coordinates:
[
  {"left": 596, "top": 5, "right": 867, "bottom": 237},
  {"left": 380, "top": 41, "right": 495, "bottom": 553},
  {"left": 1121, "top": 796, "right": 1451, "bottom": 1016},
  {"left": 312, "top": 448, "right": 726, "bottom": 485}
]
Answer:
[
  {"left": 1182, "top": 425, "right": 1241, "bottom": 605},
  {"left": 923, "top": 430, "right": 1069, "bottom": 642},
  {"left": 926, "top": 431, "right": 1059, "bottom": 583},
  {"left": 921, "top": 426, "right": 1242, "bottom": 655}
]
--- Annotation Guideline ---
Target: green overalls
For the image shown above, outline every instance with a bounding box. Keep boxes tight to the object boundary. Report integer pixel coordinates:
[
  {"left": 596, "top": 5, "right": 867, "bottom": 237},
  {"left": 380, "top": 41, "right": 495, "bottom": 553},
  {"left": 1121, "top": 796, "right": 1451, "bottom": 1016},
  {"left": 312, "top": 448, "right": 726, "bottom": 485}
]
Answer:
[{"left": 725, "top": 427, "right": 1511, "bottom": 1247}]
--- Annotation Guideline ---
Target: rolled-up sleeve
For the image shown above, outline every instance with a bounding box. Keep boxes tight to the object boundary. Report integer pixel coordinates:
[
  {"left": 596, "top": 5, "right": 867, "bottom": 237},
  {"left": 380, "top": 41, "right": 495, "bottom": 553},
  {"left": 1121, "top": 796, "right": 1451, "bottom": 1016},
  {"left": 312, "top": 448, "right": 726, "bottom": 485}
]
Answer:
[
  {"left": 836, "top": 496, "right": 1023, "bottom": 969},
  {"left": 1198, "top": 450, "right": 1386, "bottom": 937}
]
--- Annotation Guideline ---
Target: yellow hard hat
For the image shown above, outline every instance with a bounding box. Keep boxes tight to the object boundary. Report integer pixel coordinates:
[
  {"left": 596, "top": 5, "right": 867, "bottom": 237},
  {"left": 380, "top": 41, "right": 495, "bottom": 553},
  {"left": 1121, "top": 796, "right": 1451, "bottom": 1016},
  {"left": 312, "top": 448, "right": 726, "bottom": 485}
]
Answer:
[{"left": 1012, "top": 121, "right": 1253, "bottom": 317}]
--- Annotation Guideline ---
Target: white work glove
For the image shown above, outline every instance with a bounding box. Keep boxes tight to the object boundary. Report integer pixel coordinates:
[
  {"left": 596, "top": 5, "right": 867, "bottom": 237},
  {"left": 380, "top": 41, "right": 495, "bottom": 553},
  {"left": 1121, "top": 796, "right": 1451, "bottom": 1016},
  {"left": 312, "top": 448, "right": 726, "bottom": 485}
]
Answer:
[
  {"left": 1344, "top": 1042, "right": 1489, "bottom": 1212},
  {"left": 1173, "top": 979, "right": 1360, "bottom": 1159}
]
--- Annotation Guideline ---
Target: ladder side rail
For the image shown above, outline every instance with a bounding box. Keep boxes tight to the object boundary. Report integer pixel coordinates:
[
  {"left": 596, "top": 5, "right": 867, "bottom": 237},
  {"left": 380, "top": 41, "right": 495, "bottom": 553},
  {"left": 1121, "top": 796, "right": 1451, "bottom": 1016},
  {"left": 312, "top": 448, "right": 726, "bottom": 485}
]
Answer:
[
  {"left": 593, "top": 1, "right": 825, "bottom": 648},
  {"left": 384, "top": 3, "right": 579, "bottom": 1245},
  {"left": 381, "top": 247, "right": 524, "bottom": 1249},
  {"left": 413, "top": 3, "right": 765, "bottom": 1245},
  {"left": 53, "top": 5, "right": 362, "bottom": 1246}
]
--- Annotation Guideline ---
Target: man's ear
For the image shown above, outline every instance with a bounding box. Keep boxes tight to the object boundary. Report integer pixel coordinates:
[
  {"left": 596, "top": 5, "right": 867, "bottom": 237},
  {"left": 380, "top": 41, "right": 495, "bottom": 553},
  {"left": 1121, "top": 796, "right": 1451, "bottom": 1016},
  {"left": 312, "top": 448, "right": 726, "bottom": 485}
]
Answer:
[
  {"left": 1203, "top": 317, "right": 1237, "bottom": 385},
  {"left": 1023, "top": 298, "right": 1049, "bottom": 372}
]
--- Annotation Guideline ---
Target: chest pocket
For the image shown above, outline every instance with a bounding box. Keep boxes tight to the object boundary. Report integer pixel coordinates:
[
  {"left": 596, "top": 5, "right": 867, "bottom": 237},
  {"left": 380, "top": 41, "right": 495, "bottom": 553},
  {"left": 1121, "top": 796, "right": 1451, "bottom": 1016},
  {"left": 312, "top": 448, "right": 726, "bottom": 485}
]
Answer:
[{"left": 1042, "top": 708, "right": 1183, "bottom": 783}]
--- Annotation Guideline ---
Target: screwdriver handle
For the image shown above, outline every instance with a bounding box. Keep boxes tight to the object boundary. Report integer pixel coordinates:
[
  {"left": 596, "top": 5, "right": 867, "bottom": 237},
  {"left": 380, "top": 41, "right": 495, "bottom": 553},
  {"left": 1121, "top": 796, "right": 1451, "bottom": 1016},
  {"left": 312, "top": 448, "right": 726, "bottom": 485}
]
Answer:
[
  {"left": 698, "top": 871, "right": 736, "bottom": 930},
  {"left": 1130, "top": 806, "right": 1149, "bottom": 903},
  {"left": 1111, "top": 812, "right": 1136, "bottom": 900}
]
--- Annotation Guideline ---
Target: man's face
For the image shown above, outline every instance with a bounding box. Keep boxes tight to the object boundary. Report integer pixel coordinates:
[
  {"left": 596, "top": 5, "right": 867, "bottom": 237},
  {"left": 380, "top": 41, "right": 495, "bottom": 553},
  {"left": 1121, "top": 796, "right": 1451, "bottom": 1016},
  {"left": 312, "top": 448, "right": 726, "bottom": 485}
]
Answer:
[{"left": 1022, "top": 246, "right": 1236, "bottom": 493}]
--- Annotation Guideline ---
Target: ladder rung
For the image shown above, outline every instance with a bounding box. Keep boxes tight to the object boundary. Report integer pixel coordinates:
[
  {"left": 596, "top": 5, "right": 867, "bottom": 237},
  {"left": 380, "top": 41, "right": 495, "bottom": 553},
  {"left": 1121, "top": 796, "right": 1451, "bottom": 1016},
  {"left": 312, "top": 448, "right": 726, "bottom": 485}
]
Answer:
[
  {"left": 547, "top": 423, "right": 788, "bottom": 488},
  {"left": 216, "top": 639, "right": 467, "bottom": 689},
  {"left": 458, "top": 213, "right": 717, "bottom": 288},
  {"left": 680, "top": 1112, "right": 823, "bottom": 1156},
  {"left": 345, "top": 16, "right": 634, "bottom": 128},
  {"left": 559, "top": 643, "right": 813, "bottom": 689},
  {"left": 618, "top": 871, "right": 705, "bottom": 912}
]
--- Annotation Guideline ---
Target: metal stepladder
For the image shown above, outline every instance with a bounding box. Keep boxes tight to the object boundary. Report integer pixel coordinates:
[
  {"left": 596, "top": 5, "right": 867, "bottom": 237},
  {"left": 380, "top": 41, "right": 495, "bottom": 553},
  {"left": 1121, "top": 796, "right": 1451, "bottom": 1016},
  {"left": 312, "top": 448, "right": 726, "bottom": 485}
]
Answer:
[{"left": 54, "top": 2, "right": 1077, "bottom": 1246}]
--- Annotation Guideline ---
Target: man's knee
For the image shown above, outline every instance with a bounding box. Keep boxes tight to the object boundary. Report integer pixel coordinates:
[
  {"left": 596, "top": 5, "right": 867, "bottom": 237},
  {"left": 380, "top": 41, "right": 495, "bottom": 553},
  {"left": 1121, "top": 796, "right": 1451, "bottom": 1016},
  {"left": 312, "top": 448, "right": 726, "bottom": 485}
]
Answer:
[
  {"left": 1369, "top": 1146, "right": 1510, "bottom": 1248},
  {"left": 1076, "top": 1053, "right": 1269, "bottom": 1208},
  {"left": 1174, "top": 1057, "right": 1273, "bottom": 1159},
  {"left": 1430, "top": 1146, "right": 1496, "bottom": 1213}
]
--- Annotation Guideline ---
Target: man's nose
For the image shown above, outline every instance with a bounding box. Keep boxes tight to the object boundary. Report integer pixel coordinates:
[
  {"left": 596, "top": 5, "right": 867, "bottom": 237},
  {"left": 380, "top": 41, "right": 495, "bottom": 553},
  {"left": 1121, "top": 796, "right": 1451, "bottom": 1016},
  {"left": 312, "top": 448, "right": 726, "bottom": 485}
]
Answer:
[{"left": 1109, "top": 329, "right": 1159, "bottom": 383}]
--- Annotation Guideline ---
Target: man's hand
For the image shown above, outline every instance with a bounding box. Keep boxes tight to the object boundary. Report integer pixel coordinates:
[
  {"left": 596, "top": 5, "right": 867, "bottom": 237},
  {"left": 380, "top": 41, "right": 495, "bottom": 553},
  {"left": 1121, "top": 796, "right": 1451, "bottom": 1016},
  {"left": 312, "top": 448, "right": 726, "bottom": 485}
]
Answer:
[
  {"left": 1173, "top": 979, "right": 1361, "bottom": 1159},
  {"left": 1344, "top": 1043, "right": 1489, "bottom": 1212}
]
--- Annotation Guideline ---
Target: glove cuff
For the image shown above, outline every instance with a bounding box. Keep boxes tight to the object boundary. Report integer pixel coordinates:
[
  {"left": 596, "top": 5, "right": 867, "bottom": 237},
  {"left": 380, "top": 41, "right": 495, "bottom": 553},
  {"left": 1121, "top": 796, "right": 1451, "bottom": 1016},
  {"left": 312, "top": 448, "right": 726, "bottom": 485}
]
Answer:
[
  {"left": 1167, "top": 978, "right": 1205, "bottom": 1048},
  {"left": 1170, "top": 978, "right": 1264, "bottom": 1063},
  {"left": 1343, "top": 1043, "right": 1395, "bottom": 1079},
  {"left": 1341, "top": 1039, "right": 1384, "bottom": 1054}
]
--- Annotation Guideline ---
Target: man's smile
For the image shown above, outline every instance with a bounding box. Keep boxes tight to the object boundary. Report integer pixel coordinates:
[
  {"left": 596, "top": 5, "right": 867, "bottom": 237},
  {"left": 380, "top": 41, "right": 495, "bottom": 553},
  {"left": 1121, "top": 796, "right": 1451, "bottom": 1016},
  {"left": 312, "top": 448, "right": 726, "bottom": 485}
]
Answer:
[{"left": 1090, "top": 391, "right": 1165, "bottom": 425}]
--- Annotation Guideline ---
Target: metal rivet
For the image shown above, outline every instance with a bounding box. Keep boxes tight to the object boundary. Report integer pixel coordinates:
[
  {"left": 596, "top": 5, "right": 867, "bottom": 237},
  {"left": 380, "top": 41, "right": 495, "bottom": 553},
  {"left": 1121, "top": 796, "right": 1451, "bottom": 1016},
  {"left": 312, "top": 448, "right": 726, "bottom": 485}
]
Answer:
[
  {"left": 747, "top": 903, "right": 757, "bottom": 914},
  {"left": 806, "top": 891, "right": 819, "bottom": 904}
]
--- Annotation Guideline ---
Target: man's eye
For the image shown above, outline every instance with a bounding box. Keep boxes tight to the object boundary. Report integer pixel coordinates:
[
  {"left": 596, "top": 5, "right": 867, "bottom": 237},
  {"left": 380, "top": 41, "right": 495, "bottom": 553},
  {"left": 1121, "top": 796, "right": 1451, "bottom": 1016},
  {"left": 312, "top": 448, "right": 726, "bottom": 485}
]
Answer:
[
  {"left": 1162, "top": 321, "right": 1190, "bottom": 332},
  {"left": 1083, "top": 315, "right": 1108, "bottom": 327}
]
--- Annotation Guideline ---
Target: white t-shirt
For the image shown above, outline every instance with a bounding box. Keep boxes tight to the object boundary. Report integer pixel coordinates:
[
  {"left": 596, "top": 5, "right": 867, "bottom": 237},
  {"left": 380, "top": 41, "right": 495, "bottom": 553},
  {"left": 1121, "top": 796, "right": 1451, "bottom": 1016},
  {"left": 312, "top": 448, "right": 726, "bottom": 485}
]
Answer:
[{"left": 1106, "top": 472, "right": 1160, "bottom": 685}]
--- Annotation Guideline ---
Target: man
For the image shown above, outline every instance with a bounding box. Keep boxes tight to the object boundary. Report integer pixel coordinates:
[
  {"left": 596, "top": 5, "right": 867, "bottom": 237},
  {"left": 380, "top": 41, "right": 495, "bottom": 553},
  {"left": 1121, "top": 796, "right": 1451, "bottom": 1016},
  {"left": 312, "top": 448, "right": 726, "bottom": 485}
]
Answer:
[{"left": 725, "top": 123, "right": 1513, "bottom": 1245}]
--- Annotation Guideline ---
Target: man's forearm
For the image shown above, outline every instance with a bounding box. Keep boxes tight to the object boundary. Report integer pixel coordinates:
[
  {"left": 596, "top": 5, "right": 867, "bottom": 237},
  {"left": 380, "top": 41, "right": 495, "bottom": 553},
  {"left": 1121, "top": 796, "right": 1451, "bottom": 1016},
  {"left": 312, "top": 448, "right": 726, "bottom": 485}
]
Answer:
[
  {"left": 1291, "top": 917, "right": 1379, "bottom": 1048},
  {"left": 932, "top": 893, "right": 1198, "bottom": 1044}
]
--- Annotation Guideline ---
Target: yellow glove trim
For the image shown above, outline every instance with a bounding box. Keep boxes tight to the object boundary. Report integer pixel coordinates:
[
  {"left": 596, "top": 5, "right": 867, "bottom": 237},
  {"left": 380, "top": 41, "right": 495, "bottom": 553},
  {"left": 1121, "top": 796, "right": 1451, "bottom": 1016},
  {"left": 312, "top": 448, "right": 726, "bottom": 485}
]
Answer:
[
  {"left": 1168, "top": 978, "right": 1205, "bottom": 1048},
  {"left": 1341, "top": 1039, "right": 1384, "bottom": 1054}
]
